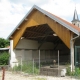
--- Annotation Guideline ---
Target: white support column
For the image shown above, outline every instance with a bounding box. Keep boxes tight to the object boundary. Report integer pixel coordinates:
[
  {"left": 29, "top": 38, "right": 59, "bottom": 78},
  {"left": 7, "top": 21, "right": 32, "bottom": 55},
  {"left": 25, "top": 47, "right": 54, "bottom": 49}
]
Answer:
[
  {"left": 10, "top": 40, "right": 18, "bottom": 68},
  {"left": 70, "top": 33, "right": 75, "bottom": 72},
  {"left": 70, "top": 40, "right": 74, "bottom": 72}
]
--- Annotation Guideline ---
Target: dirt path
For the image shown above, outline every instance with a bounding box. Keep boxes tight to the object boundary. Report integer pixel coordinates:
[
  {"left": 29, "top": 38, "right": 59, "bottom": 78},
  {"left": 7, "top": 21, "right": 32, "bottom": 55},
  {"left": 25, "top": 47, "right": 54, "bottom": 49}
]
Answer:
[{"left": 0, "top": 71, "right": 78, "bottom": 80}]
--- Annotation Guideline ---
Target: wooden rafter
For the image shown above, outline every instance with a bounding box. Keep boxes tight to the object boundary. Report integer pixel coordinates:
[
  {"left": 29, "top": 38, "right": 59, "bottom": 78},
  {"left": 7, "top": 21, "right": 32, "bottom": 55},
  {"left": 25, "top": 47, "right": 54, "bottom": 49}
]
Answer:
[{"left": 25, "top": 30, "right": 44, "bottom": 35}]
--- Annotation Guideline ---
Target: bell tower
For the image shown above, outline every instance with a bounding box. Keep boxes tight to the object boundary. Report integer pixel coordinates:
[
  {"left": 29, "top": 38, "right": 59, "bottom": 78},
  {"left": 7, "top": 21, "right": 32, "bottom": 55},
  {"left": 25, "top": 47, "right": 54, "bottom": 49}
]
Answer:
[{"left": 72, "top": 8, "right": 80, "bottom": 27}]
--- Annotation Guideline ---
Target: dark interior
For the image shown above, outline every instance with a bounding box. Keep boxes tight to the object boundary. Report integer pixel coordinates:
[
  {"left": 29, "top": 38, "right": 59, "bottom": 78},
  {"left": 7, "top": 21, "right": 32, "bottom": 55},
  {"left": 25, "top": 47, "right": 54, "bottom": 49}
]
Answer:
[{"left": 22, "top": 24, "right": 70, "bottom": 64}]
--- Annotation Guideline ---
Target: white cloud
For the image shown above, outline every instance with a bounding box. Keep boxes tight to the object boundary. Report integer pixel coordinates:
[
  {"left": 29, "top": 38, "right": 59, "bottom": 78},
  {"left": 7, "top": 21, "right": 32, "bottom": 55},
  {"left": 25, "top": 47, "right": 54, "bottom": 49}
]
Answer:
[
  {"left": 41, "top": 0, "right": 75, "bottom": 18},
  {"left": 0, "top": 0, "right": 28, "bottom": 39},
  {"left": 0, "top": 0, "right": 80, "bottom": 39},
  {"left": 9, "top": 0, "right": 49, "bottom": 6}
]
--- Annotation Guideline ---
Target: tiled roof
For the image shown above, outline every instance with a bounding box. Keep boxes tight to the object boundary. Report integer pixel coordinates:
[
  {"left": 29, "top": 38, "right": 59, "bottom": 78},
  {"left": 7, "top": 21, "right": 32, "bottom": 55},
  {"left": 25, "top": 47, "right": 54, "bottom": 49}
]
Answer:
[{"left": 50, "top": 12, "right": 80, "bottom": 32}]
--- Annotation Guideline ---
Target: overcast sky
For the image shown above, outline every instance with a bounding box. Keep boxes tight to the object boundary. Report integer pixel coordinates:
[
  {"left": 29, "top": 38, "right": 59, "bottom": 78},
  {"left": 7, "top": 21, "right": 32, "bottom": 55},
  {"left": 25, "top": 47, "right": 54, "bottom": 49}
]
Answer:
[{"left": 0, "top": 0, "right": 80, "bottom": 39}]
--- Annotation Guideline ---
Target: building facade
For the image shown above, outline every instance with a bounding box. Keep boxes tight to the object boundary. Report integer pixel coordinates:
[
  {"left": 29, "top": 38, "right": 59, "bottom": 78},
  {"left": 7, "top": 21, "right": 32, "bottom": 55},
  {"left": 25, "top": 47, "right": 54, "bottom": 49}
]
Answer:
[{"left": 8, "top": 5, "right": 80, "bottom": 72}]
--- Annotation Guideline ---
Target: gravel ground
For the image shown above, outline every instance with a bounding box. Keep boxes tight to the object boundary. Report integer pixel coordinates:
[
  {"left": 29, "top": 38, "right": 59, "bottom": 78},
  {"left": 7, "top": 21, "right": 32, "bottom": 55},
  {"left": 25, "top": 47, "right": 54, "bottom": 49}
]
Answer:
[{"left": 0, "top": 71, "right": 79, "bottom": 80}]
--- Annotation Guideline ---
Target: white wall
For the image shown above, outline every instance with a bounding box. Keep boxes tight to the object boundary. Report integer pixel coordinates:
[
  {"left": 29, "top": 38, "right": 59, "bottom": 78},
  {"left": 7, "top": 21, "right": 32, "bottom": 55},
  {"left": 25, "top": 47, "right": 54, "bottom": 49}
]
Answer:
[
  {"left": 12, "top": 39, "right": 69, "bottom": 66},
  {"left": 24, "top": 50, "right": 32, "bottom": 61},
  {"left": 14, "top": 49, "right": 25, "bottom": 62},
  {"left": 14, "top": 39, "right": 54, "bottom": 64},
  {"left": 16, "top": 39, "right": 54, "bottom": 49},
  {"left": 16, "top": 39, "right": 39, "bottom": 49}
]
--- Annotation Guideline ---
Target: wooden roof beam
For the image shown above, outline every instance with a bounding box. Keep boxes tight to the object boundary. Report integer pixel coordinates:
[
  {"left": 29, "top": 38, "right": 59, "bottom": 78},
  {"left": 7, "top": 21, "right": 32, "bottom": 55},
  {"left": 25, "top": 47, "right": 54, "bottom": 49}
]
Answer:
[{"left": 25, "top": 30, "right": 44, "bottom": 35}]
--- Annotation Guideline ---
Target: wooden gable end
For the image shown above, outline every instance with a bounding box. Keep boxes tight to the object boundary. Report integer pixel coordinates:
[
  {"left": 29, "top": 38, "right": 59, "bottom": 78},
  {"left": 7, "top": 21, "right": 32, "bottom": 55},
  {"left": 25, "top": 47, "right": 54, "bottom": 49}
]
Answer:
[
  {"left": 28, "top": 10, "right": 71, "bottom": 48},
  {"left": 11, "top": 10, "right": 71, "bottom": 49}
]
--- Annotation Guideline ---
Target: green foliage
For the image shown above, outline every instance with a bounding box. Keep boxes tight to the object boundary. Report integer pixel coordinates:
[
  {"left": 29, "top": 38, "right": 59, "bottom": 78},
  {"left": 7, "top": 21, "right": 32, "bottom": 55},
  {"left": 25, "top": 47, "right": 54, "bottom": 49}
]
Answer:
[
  {"left": 0, "top": 52, "right": 10, "bottom": 65},
  {"left": 12, "top": 64, "right": 21, "bottom": 71},
  {"left": 13, "top": 62, "right": 39, "bottom": 74},
  {"left": 74, "top": 68, "right": 80, "bottom": 77},
  {"left": 0, "top": 38, "right": 10, "bottom": 48},
  {"left": 66, "top": 67, "right": 80, "bottom": 78},
  {"left": 66, "top": 67, "right": 74, "bottom": 76}
]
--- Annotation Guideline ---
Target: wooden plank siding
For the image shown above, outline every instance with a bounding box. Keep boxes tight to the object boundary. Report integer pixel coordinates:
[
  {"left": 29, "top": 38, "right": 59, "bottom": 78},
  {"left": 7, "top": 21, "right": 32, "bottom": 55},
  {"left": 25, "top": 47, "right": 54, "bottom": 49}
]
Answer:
[{"left": 11, "top": 10, "right": 71, "bottom": 49}]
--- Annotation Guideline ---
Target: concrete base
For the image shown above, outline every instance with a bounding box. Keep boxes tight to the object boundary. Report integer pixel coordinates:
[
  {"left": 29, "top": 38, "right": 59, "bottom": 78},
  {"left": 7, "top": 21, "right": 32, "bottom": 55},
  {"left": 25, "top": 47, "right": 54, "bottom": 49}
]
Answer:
[{"left": 40, "top": 65, "right": 67, "bottom": 76}]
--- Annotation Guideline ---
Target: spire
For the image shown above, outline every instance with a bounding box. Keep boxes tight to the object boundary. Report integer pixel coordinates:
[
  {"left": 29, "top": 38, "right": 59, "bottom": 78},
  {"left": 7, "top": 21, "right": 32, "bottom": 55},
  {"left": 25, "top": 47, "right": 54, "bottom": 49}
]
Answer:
[{"left": 72, "top": 8, "right": 79, "bottom": 22}]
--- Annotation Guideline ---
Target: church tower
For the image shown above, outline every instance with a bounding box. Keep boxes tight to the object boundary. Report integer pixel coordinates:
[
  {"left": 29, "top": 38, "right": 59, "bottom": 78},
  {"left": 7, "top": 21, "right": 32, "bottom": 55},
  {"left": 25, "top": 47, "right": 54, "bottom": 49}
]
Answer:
[{"left": 72, "top": 8, "right": 80, "bottom": 27}]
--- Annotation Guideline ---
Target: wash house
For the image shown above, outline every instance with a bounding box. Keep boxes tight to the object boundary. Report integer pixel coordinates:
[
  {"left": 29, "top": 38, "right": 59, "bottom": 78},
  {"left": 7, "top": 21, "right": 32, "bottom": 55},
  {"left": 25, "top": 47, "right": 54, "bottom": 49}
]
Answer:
[{"left": 8, "top": 5, "right": 80, "bottom": 72}]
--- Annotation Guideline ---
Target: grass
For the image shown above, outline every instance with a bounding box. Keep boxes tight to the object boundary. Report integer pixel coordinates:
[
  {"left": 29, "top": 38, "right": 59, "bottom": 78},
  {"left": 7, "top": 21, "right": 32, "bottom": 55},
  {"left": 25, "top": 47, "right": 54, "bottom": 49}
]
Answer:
[{"left": 12, "top": 62, "right": 39, "bottom": 74}]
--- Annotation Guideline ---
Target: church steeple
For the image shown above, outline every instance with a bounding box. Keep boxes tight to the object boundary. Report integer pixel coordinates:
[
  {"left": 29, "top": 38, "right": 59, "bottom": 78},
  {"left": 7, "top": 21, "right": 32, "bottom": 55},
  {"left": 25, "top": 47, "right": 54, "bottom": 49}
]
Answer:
[
  {"left": 72, "top": 8, "right": 79, "bottom": 22},
  {"left": 72, "top": 8, "right": 80, "bottom": 27}
]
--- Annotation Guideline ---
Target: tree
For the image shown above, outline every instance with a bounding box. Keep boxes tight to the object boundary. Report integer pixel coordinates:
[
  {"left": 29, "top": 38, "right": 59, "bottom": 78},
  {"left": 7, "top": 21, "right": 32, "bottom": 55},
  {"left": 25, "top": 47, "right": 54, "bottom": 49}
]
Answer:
[
  {"left": 0, "top": 38, "right": 10, "bottom": 48},
  {"left": 0, "top": 52, "right": 10, "bottom": 65}
]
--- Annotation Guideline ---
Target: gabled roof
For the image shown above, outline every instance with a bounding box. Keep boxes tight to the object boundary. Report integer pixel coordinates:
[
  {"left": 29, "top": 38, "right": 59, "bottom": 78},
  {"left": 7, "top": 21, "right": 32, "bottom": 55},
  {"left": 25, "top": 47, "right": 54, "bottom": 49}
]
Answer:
[{"left": 7, "top": 5, "right": 80, "bottom": 39}]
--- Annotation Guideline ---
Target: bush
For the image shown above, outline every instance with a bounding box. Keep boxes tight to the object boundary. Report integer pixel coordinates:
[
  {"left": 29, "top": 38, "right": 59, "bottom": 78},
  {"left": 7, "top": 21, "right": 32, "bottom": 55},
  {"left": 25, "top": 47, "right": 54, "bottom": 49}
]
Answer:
[
  {"left": 66, "top": 67, "right": 80, "bottom": 78},
  {"left": 66, "top": 67, "right": 74, "bottom": 76},
  {"left": 0, "top": 52, "right": 10, "bottom": 65},
  {"left": 74, "top": 68, "right": 80, "bottom": 76}
]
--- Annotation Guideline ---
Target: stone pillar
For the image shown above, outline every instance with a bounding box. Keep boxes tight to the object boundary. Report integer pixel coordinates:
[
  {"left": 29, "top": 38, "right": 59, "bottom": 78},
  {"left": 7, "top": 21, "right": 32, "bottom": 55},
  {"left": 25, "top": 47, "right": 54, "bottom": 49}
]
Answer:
[{"left": 10, "top": 40, "right": 18, "bottom": 68}]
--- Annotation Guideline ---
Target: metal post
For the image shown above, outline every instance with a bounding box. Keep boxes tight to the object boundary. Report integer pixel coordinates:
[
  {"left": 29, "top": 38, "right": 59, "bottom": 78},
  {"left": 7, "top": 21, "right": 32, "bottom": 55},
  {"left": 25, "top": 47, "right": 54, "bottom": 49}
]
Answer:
[
  {"left": 75, "top": 46, "right": 77, "bottom": 71},
  {"left": 39, "top": 50, "right": 40, "bottom": 71},
  {"left": 33, "top": 59, "right": 34, "bottom": 74},
  {"left": 2, "top": 67, "right": 5, "bottom": 80},
  {"left": 21, "top": 57, "right": 22, "bottom": 72},
  {"left": 58, "top": 50, "right": 59, "bottom": 76}
]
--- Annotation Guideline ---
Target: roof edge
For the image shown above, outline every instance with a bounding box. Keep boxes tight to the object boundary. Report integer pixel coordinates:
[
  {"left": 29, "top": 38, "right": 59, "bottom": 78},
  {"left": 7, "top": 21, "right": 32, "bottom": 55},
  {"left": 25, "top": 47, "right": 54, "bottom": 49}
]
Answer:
[
  {"left": 34, "top": 6, "right": 80, "bottom": 35},
  {"left": 7, "top": 5, "right": 80, "bottom": 39},
  {"left": 28, "top": 5, "right": 80, "bottom": 35}
]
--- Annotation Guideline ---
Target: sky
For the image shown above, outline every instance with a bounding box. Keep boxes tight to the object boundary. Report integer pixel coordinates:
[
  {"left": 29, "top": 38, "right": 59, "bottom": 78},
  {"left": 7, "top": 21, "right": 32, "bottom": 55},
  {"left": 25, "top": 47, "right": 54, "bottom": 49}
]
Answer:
[{"left": 0, "top": 0, "right": 80, "bottom": 39}]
